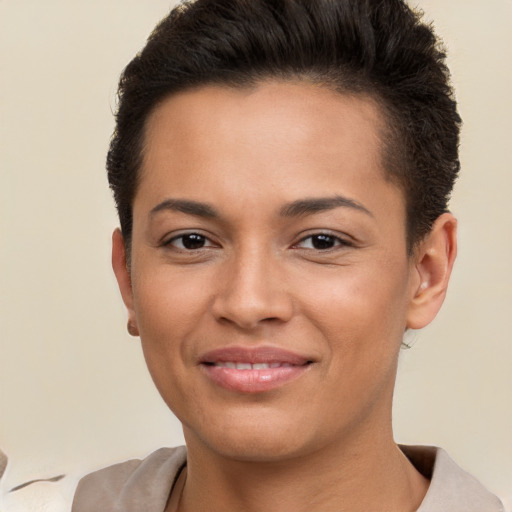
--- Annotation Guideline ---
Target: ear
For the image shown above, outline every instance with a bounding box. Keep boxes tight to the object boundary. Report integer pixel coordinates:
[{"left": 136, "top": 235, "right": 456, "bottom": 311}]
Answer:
[
  {"left": 406, "top": 213, "right": 457, "bottom": 330},
  {"left": 112, "top": 228, "right": 139, "bottom": 336}
]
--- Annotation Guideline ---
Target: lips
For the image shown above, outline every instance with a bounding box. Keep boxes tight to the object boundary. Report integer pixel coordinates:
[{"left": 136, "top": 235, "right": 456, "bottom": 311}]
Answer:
[
  {"left": 210, "top": 362, "right": 294, "bottom": 369},
  {"left": 199, "top": 346, "right": 313, "bottom": 393}
]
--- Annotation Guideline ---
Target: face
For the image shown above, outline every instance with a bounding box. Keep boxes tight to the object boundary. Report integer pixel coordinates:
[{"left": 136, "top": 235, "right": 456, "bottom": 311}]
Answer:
[{"left": 114, "top": 82, "right": 442, "bottom": 462}]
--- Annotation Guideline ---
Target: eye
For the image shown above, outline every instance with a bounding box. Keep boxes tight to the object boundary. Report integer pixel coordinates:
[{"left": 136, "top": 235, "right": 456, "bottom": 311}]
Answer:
[
  {"left": 295, "top": 233, "right": 349, "bottom": 250},
  {"left": 167, "top": 233, "right": 215, "bottom": 250}
]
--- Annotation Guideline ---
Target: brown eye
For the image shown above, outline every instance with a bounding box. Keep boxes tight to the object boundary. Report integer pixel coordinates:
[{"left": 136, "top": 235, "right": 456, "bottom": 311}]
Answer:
[
  {"left": 169, "top": 233, "right": 211, "bottom": 250},
  {"left": 295, "top": 233, "right": 350, "bottom": 251},
  {"left": 310, "top": 235, "right": 337, "bottom": 250}
]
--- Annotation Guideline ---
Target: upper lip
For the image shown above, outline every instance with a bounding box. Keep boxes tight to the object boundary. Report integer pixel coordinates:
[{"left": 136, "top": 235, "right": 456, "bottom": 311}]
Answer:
[{"left": 199, "top": 346, "right": 312, "bottom": 366}]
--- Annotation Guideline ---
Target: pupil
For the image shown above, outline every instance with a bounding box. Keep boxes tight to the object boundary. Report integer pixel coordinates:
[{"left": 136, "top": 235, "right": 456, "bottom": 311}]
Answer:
[
  {"left": 182, "top": 234, "right": 205, "bottom": 249},
  {"left": 312, "top": 235, "right": 335, "bottom": 250}
]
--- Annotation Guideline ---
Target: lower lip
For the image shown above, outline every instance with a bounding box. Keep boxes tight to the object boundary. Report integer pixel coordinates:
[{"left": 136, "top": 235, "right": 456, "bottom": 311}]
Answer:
[{"left": 200, "top": 364, "right": 310, "bottom": 393}]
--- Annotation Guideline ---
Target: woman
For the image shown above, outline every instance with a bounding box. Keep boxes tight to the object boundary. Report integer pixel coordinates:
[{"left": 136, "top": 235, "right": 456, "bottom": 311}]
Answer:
[{"left": 72, "top": 0, "right": 507, "bottom": 510}]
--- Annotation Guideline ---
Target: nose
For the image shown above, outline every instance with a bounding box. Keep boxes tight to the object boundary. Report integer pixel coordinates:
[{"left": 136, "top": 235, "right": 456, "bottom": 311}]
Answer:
[{"left": 211, "top": 247, "right": 294, "bottom": 330}]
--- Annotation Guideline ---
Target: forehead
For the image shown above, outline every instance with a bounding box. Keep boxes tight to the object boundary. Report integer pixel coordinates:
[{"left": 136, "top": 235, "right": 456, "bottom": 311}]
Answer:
[
  {"left": 137, "top": 81, "right": 403, "bottom": 221},
  {"left": 143, "top": 81, "right": 385, "bottom": 165}
]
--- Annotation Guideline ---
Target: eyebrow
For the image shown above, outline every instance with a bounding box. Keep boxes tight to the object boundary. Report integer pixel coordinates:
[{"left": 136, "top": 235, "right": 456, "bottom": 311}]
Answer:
[
  {"left": 280, "top": 195, "right": 373, "bottom": 217},
  {"left": 150, "top": 199, "right": 219, "bottom": 218},
  {"left": 150, "top": 194, "right": 372, "bottom": 220}
]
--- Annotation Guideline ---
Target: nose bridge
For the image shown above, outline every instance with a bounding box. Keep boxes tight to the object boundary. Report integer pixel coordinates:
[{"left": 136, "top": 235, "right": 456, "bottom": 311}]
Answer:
[{"left": 212, "top": 240, "right": 292, "bottom": 329}]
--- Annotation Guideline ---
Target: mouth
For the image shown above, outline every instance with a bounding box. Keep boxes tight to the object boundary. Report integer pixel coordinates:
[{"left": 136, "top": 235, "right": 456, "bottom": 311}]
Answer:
[
  {"left": 205, "top": 362, "right": 296, "bottom": 369},
  {"left": 199, "top": 346, "right": 313, "bottom": 393}
]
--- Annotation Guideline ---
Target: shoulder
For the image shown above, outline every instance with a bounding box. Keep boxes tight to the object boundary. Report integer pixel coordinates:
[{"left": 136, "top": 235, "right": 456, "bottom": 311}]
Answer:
[
  {"left": 72, "top": 446, "right": 186, "bottom": 512},
  {"left": 401, "top": 445, "right": 507, "bottom": 512}
]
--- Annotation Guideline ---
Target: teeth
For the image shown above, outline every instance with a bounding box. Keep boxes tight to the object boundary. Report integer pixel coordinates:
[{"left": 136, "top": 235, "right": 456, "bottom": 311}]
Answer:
[
  {"left": 213, "top": 362, "right": 290, "bottom": 370},
  {"left": 252, "top": 363, "right": 269, "bottom": 370}
]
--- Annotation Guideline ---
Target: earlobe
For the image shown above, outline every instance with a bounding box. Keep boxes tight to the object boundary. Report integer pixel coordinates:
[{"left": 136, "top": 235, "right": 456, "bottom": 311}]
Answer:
[
  {"left": 406, "top": 213, "right": 457, "bottom": 330},
  {"left": 112, "top": 228, "right": 139, "bottom": 335}
]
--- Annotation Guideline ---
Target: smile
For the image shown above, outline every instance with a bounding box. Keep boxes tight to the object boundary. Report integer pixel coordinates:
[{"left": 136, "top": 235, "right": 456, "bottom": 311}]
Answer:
[
  {"left": 199, "top": 346, "right": 313, "bottom": 393},
  {"left": 209, "top": 362, "right": 294, "bottom": 369}
]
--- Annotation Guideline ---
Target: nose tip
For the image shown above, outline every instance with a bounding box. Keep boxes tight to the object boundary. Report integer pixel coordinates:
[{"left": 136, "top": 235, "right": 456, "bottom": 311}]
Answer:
[
  {"left": 211, "top": 260, "right": 293, "bottom": 330},
  {"left": 216, "top": 300, "right": 289, "bottom": 330}
]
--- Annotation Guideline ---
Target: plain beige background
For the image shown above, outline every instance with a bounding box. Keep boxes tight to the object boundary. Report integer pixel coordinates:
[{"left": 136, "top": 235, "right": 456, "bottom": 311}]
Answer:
[{"left": 1, "top": 0, "right": 511, "bottom": 508}]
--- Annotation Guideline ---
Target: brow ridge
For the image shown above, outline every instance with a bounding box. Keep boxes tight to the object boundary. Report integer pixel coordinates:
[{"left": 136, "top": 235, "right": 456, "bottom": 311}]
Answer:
[
  {"left": 150, "top": 195, "right": 372, "bottom": 220},
  {"left": 280, "top": 195, "right": 372, "bottom": 217},
  {"left": 150, "top": 199, "right": 219, "bottom": 218}
]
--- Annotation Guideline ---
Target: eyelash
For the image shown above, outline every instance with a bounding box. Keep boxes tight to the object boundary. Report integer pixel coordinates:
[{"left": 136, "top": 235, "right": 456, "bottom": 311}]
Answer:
[
  {"left": 165, "top": 232, "right": 216, "bottom": 251},
  {"left": 164, "top": 232, "right": 352, "bottom": 252},
  {"left": 294, "top": 233, "right": 352, "bottom": 251}
]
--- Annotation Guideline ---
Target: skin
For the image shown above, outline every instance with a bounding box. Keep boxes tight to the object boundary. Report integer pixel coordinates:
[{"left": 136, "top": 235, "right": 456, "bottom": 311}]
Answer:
[{"left": 113, "top": 81, "right": 457, "bottom": 512}]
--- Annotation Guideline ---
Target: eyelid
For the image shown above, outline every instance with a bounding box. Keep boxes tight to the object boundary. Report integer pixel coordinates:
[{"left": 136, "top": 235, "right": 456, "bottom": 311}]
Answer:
[
  {"left": 163, "top": 230, "right": 219, "bottom": 249},
  {"left": 293, "top": 231, "right": 354, "bottom": 250}
]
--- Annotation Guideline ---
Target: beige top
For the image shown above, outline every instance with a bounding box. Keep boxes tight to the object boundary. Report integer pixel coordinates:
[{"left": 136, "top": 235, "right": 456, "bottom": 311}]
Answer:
[{"left": 72, "top": 445, "right": 506, "bottom": 512}]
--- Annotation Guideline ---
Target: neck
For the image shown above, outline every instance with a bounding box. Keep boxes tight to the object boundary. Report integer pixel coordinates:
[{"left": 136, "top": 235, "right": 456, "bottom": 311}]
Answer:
[{"left": 176, "top": 428, "right": 428, "bottom": 512}]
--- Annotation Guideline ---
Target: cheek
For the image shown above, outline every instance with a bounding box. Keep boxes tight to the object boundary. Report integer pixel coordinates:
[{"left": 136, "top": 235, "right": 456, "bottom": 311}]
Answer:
[
  {"left": 294, "top": 264, "right": 410, "bottom": 424},
  {"left": 133, "top": 264, "right": 211, "bottom": 337},
  {"left": 134, "top": 294, "right": 207, "bottom": 425},
  {"left": 297, "top": 260, "right": 411, "bottom": 361},
  {"left": 131, "top": 266, "right": 213, "bottom": 391}
]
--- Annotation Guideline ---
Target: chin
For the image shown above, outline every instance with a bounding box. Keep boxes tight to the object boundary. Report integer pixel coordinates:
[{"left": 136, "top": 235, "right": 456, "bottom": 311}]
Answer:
[
  {"left": 183, "top": 407, "right": 322, "bottom": 463},
  {"left": 201, "top": 434, "right": 313, "bottom": 463}
]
